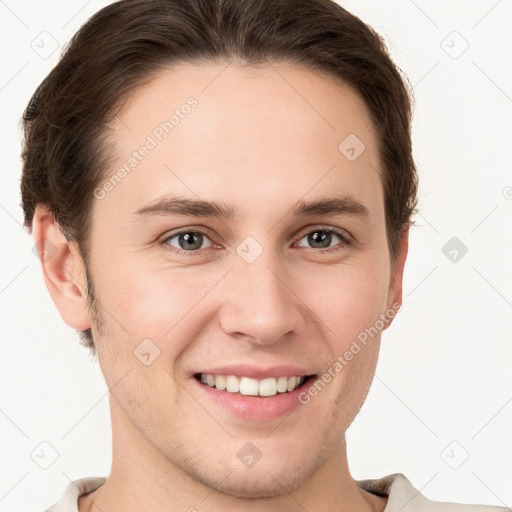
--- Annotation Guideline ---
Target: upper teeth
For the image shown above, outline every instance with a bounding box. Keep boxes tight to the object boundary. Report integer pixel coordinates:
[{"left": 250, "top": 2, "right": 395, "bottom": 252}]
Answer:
[{"left": 199, "top": 374, "right": 305, "bottom": 396}]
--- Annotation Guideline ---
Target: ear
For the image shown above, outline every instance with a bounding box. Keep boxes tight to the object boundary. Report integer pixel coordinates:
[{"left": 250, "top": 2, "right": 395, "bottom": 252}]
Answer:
[
  {"left": 32, "top": 204, "right": 92, "bottom": 331},
  {"left": 384, "top": 223, "right": 410, "bottom": 328}
]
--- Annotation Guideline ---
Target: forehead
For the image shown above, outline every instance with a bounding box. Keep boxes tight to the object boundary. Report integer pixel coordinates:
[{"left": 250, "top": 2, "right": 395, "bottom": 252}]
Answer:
[{"left": 99, "top": 62, "right": 383, "bottom": 223}]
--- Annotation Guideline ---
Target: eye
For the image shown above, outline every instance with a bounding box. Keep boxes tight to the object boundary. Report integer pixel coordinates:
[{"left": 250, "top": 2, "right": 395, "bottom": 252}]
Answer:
[
  {"left": 161, "top": 229, "right": 215, "bottom": 256},
  {"left": 295, "top": 227, "right": 351, "bottom": 253}
]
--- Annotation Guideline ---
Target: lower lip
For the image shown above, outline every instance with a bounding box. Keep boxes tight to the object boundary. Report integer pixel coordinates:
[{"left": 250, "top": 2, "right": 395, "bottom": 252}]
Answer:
[{"left": 193, "top": 377, "right": 312, "bottom": 421}]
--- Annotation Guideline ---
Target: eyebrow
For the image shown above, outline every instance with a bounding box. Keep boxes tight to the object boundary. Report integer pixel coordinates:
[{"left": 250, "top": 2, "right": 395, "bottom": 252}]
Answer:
[{"left": 131, "top": 194, "right": 370, "bottom": 221}]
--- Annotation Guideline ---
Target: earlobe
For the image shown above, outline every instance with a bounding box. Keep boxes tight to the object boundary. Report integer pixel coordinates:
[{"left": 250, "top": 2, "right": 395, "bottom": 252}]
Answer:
[
  {"left": 385, "top": 224, "right": 410, "bottom": 327},
  {"left": 32, "top": 204, "right": 92, "bottom": 331}
]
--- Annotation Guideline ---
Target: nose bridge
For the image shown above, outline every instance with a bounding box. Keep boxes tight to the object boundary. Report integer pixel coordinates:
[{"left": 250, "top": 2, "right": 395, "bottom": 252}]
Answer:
[{"left": 218, "top": 239, "right": 305, "bottom": 344}]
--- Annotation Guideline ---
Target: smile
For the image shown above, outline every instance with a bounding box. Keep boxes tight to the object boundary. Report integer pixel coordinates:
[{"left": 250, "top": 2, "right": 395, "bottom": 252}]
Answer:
[
  {"left": 192, "top": 365, "right": 318, "bottom": 420},
  {"left": 196, "top": 373, "right": 312, "bottom": 397}
]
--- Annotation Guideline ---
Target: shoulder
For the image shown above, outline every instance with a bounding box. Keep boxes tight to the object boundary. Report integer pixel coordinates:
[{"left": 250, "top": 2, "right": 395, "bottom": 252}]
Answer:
[
  {"left": 45, "top": 477, "right": 106, "bottom": 512},
  {"left": 356, "top": 472, "right": 509, "bottom": 512}
]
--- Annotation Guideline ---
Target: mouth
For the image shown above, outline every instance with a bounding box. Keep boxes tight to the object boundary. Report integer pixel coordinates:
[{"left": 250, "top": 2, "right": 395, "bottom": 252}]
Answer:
[
  {"left": 193, "top": 372, "right": 317, "bottom": 398},
  {"left": 191, "top": 364, "right": 319, "bottom": 420}
]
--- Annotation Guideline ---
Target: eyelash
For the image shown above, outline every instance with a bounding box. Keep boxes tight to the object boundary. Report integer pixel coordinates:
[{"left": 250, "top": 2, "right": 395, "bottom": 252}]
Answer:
[{"left": 160, "top": 226, "right": 352, "bottom": 257}]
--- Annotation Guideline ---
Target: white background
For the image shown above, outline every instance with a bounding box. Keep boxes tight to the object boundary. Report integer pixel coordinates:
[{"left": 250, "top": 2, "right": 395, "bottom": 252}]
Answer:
[{"left": 1, "top": 1, "right": 511, "bottom": 510}]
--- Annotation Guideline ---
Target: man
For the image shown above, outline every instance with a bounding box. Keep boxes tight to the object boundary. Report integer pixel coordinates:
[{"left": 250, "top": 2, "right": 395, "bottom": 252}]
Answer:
[{"left": 20, "top": 0, "right": 508, "bottom": 510}]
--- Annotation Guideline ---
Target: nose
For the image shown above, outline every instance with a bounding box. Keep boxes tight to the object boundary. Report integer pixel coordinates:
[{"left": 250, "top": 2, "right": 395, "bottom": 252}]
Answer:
[{"left": 217, "top": 250, "right": 306, "bottom": 346}]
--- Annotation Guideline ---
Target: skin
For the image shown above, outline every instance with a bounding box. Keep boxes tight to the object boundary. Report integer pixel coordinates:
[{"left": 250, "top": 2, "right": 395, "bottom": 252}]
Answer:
[{"left": 33, "top": 62, "right": 408, "bottom": 512}]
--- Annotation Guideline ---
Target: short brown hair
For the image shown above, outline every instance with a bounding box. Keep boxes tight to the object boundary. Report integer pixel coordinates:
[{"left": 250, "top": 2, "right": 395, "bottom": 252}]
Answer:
[{"left": 20, "top": 0, "right": 418, "bottom": 357}]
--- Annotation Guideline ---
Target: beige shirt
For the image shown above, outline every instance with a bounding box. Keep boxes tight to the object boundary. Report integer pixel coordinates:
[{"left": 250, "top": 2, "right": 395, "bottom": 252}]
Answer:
[{"left": 45, "top": 473, "right": 509, "bottom": 511}]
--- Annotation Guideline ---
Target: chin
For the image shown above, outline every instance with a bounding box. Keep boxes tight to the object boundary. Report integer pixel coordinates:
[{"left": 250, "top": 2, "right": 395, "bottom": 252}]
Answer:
[
  {"left": 181, "top": 446, "right": 326, "bottom": 500},
  {"left": 198, "top": 466, "right": 306, "bottom": 499}
]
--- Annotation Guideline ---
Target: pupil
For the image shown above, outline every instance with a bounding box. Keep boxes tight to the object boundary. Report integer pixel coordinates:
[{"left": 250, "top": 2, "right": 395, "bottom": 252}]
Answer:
[
  {"left": 181, "top": 232, "right": 202, "bottom": 250},
  {"left": 310, "top": 231, "right": 330, "bottom": 249}
]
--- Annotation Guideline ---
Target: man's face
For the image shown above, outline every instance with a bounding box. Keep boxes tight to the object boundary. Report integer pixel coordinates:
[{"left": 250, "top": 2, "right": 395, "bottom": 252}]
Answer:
[{"left": 79, "top": 63, "right": 405, "bottom": 497}]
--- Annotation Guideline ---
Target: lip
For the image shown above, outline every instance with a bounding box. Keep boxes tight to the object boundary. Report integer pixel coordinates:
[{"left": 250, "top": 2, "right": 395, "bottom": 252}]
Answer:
[
  {"left": 193, "top": 364, "right": 314, "bottom": 380},
  {"left": 192, "top": 373, "right": 315, "bottom": 421}
]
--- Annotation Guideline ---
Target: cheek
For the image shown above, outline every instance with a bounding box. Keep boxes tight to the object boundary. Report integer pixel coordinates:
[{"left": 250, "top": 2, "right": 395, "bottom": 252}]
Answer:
[
  {"left": 99, "top": 263, "right": 197, "bottom": 329},
  {"left": 301, "top": 259, "right": 389, "bottom": 347}
]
